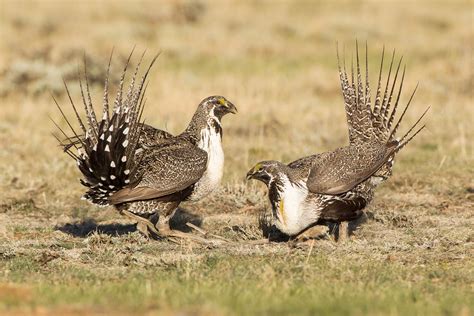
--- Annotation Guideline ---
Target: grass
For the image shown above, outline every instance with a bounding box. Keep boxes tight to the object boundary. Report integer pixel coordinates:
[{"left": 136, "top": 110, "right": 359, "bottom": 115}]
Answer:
[
  {"left": 2, "top": 254, "right": 471, "bottom": 315},
  {"left": 0, "top": 0, "right": 473, "bottom": 315}
]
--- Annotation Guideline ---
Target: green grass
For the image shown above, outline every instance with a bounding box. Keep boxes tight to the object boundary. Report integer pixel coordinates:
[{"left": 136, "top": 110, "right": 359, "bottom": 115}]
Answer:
[{"left": 2, "top": 253, "right": 472, "bottom": 315}]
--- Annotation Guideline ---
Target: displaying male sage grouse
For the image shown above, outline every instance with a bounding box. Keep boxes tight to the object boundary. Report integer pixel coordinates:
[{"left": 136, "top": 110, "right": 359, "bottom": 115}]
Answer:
[
  {"left": 53, "top": 51, "right": 237, "bottom": 241},
  {"left": 247, "top": 44, "right": 428, "bottom": 240}
]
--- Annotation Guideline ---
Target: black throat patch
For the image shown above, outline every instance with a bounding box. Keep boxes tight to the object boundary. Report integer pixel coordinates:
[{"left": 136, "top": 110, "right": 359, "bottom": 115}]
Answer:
[{"left": 210, "top": 118, "right": 223, "bottom": 137}]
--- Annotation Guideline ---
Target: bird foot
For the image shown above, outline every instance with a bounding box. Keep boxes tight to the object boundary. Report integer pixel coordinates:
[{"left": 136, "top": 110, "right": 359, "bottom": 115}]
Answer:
[
  {"left": 122, "top": 210, "right": 227, "bottom": 245},
  {"left": 157, "top": 225, "right": 227, "bottom": 245},
  {"left": 122, "top": 210, "right": 161, "bottom": 239}
]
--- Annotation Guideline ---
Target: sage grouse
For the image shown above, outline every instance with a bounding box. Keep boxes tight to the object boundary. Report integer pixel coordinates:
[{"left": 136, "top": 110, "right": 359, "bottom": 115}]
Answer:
[
  {"left": 53, "top": 51, "right": 237, "bottom": 240},
  {"left": 247, "top": 44, "right": 428, "bottom": 239}
]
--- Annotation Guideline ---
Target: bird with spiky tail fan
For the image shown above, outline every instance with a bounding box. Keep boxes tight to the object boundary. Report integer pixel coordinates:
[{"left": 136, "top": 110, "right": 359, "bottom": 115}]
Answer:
[
  {"left": 247, "top": 43, "right": 429, "bottom": 240},
  {"left": 53, "top": 50, "right": 237, "bottom": 242}
]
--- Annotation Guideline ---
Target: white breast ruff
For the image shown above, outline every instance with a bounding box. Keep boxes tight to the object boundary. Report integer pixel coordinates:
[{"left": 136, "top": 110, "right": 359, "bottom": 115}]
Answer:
[{"left": 188, "top": 123, "right": 224, "bottom": 201}]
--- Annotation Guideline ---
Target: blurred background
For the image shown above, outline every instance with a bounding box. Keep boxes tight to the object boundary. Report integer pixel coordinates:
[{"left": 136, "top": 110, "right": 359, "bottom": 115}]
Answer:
[
  {"left": 1, "top": 0, "right": 472, "bottom": 186},
  {"left": 0, "top": 1, "right": 472, "bottom": 314},
  {"left": 1, "top": 0, "right": 472, "bottom": 216}
]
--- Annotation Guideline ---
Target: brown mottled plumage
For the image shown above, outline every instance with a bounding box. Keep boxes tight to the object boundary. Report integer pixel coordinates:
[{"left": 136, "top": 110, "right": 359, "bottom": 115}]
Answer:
[
  {"left": 247, "top": 43, "right": 428, "bottom": 238},
  {"left": 53, "top": 51, "right": 237, "bottom": 238}
]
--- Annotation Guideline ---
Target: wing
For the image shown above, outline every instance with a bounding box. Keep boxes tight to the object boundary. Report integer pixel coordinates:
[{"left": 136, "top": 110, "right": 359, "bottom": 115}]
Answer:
[
  {"left": 109, "top": 141, "right": 207, "bottom": 204},
  {"left": 287, "top": 154, "right": 320, "bottom": 182},
  {"left": 306, "top": 141, "right": 397, "bottom": 195},
  {"left": 138, "top": 123, "right": 174, "bottom": 147},
  {"left": 318, "top": 198, "right": 367, "bottom": 223}
]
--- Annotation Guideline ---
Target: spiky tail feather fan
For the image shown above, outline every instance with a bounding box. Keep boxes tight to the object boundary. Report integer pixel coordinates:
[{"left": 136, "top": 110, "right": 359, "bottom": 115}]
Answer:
[
  {"left": 52, "top": 50, "right": 159, "bottom": 206},
  {"left": 337, "top": 42, "right": 429, "bottom": 173}
]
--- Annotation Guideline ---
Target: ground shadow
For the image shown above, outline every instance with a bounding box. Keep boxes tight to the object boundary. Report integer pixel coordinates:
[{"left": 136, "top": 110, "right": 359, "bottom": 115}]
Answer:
[
  {"left": 326, "top": 212, "right": 369, "bottom": 239},
  {"left": 56, "top": 207, "right": 203, "bottom": 238},
  {"left": 169, "top": 207, "right": 203, "bottom": 232},
  {"left": 56, "top": 218, "right": 136, "bottom": 237},
  {"left": 262, "top": 212, "right": 370, "bottom": 243}
]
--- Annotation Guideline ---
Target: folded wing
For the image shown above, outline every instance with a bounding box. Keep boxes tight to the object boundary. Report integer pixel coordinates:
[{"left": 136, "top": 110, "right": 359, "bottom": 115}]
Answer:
[
  {"left": 307, "top": 141, "right": 397, "bottom": 194},
  {"left": 109, "top": 141, "right": 207, "bottom": 204}
]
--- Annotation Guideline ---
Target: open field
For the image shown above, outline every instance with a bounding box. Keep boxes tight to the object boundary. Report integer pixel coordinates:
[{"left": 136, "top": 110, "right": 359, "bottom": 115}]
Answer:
[{"left": 0, "top": 0, "right": 473, "bottom": 315}]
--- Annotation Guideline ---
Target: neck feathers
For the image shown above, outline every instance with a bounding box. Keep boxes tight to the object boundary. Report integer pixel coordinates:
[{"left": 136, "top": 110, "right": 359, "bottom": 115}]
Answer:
[
  {"left": 183, "top": 112, "right": 222, "bottom": 145},
  {"left": 186, "top": 115, "right": 225, "bottom": 201}
]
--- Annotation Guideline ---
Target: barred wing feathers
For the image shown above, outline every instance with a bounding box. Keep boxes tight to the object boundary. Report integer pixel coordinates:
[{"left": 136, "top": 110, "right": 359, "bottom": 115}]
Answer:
[
  {"left": 306, "top": 141, "right": 397, "bottom": 195},
  {"left": 109, "top": 141, "right": 207, "bottom": 204}
]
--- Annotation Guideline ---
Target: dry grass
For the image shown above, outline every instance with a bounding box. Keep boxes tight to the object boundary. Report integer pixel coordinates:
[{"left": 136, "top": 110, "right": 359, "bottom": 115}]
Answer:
[{"left": 0, "top": 0, "right": 473, "bottom": 315}]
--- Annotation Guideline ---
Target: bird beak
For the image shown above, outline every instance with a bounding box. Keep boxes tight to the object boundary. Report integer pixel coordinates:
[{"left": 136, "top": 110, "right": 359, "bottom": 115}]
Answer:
[
  {"left": 224, "top": 100, "right": 237, "bottom": 114},
  {"left": 246, "top": 171, "right": 254, "bottom": 180},
  {"left": 246, "top": 166, "right": 258, "bottom": 180}
]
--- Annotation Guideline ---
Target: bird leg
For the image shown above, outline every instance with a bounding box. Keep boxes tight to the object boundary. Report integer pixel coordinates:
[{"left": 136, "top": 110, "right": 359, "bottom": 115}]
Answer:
[
  {"left": 153, "top": 209, "right": 227, "bottom": 245},
  {"left": 337, "top": 221, "right": 349, "bottom": 242},
  {"left": 122, "top": 210, "right": 160, "bottom": 239},
  {"left": 123, "top": 210, "right": 226, "bottom": 244},
  {"left": 156, "top": 221, "right": 225, "bottom": 245}
]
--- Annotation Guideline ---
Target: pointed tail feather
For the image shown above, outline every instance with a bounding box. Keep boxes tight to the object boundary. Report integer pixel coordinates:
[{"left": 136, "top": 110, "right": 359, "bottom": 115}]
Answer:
[
  {"left": 79, "top": 54, "right": 99, "bottom": 142},
  {"left": 380, "top": 50, "right": 396, "bottom": 119},
  {"left": 337, "top": 42, "right": 374, "bottom": 143},
  {"left": 387, "top": 82, "right": 419, "bottom": 141},
  {"left": 387, "top": 65, "right": 406, "bottom": 130},
  {"left": 53, "top": 51, "right": 159, "bottom": 206},
  {"left": 355, "top": 40, "right": 373, "bottom": 141},
  {"left": 399, "top": 106, "right": 431, "bottom": 144},
  {"left": 101, "top": 49, "right": 114, "bottom": 130},
  {"left": 336, "top": 43, "right": 427, "bottom": 185},
  {"left": 372, "top": 45, "right": 385, "bottom": 118},
  {"left": 337, "top": 43, "right": 355, "bottom": 143},
  {"left": 381, "top": 55, "right": 403, "bottom": 128},
  {"left": 364, "top": 41, "right": 372, "bottom": 123},
  {"left": 396, "top": 124, "right": 426, "bottom": 153},
  {"left": 337, "top": 43, "right": 427, "bottom": 148}
]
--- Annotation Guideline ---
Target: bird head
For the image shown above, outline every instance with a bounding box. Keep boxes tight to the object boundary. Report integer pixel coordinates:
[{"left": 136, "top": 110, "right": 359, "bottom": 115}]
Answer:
[
  {"left": 184, "top": 95, "right": 237, "bottom": 141},
  {"left": 246, "top": 160, "right": 285, "bottom": 185},
  {"left": 199, "top": 95, "right": 237, "bottom": 120}
]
